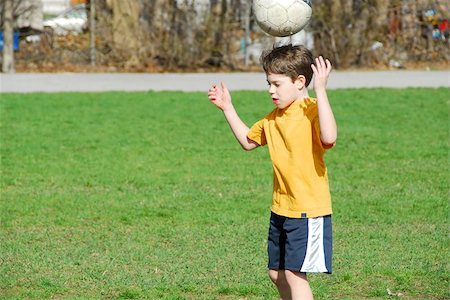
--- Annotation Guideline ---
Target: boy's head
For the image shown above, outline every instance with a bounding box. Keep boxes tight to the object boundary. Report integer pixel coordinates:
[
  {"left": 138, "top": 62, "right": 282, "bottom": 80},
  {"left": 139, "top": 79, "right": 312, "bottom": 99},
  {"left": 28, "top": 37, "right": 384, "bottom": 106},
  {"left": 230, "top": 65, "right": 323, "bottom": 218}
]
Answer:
[{"left": 261, "top": 44, "right": 314, "bottom": 87}]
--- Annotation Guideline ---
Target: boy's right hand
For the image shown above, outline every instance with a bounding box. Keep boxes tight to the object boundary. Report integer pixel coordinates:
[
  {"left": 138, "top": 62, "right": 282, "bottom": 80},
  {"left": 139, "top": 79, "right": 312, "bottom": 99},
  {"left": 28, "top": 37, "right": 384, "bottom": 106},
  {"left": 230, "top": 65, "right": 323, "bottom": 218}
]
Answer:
[{"left": 208, "top": 82, "right": 232, "bottom": 111}]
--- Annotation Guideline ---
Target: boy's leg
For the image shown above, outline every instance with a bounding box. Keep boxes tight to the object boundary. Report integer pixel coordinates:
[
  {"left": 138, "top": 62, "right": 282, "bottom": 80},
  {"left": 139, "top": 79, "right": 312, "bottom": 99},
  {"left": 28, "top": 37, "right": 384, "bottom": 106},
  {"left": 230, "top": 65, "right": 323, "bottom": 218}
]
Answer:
[
  {"left": 284, "top": 271, "right": 313, "bottom": 300},
  {"left": 268, "top": 213, "right": 291, "bottom": 299},
  {"left": 268, "top": 269, "right": 291, "bottom": 300}
]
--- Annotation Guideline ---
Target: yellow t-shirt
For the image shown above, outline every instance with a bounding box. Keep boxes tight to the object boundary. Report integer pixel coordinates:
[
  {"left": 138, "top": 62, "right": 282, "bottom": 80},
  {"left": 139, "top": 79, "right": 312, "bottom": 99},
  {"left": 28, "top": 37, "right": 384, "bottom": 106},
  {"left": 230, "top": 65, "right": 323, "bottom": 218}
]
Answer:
[{"left": 247, "top": 98, "right": 333, "bottom": 218}]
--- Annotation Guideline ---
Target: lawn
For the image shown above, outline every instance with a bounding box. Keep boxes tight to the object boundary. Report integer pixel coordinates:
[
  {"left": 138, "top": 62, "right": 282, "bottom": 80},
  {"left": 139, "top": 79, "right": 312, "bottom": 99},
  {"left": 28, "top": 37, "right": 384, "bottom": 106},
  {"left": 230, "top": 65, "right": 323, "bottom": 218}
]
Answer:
[{"left": 0, "top": 88, "right": 448, "bottom": 299}]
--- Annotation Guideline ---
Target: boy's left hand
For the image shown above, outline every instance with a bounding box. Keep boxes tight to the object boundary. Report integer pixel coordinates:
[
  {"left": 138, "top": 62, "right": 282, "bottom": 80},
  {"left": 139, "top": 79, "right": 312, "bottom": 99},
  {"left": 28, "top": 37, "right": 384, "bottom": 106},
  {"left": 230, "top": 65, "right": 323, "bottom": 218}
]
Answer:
[{"left": 311, "top": 56, "right": 332, "bottom": 92}]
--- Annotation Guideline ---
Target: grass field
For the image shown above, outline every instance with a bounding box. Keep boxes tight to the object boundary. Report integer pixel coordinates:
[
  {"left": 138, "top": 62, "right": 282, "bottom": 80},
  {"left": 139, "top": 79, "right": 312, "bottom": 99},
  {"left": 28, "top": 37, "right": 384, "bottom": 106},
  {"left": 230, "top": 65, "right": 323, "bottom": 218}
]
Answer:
[{"left": 0, "top": 88, "right": 448, "bottom": 299}]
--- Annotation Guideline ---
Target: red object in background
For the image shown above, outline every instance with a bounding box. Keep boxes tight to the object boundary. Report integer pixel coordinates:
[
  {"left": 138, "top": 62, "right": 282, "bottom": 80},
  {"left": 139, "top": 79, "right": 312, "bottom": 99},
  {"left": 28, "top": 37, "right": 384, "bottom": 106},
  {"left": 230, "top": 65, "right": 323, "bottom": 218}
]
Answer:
[
  {"left": 389, "top": 16, "right": 400, "bottom": 34},
  {"left": 71, "top": 0, "right": 87, "bottom": 5},
  {"left": 439, "top": 19, "right": 449, "bottom": 32}
]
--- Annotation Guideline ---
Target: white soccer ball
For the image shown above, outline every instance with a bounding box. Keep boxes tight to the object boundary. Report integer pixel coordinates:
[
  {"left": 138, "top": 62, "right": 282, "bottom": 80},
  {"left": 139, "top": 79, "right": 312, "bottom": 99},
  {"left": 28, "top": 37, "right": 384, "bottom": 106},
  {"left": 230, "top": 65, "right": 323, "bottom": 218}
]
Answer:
[{"left": 253, "top": 0, "right": 312, "bottom": 37}]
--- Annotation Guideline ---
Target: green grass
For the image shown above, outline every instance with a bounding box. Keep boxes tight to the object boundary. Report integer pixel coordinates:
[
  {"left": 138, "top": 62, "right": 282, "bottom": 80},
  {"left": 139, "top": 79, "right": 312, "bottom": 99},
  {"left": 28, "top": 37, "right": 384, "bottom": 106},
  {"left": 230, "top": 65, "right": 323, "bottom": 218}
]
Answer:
[{"left": 0, "top": 88, "right": 448, "bottom": 299}]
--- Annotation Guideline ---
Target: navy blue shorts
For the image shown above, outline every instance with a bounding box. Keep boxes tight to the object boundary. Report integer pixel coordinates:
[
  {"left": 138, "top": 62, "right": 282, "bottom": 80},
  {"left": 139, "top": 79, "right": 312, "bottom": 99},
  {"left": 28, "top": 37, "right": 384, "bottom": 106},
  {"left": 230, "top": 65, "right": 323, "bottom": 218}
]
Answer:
[{"left": 267, "top": 212, "right": 332, "bottom": 274}]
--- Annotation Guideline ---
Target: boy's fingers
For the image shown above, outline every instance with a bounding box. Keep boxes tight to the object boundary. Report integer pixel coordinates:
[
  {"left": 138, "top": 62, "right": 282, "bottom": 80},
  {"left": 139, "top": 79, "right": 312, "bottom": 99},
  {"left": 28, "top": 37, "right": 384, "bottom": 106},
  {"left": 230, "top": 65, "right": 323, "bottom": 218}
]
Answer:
[
  {"left": 314, "top": 56, "right": 332, "bottom": 75},
  {"left": 315, "top": 57, "right": 324, "bottom": 72},
  {"left": 315, "top": 57, "right": 320, "bottom": 66},
  {"left": 320, "top": 56, "right": 325, "bottom": 65},
  {"left": 326, "top": 59, "right": 332, "bottom": 71}
]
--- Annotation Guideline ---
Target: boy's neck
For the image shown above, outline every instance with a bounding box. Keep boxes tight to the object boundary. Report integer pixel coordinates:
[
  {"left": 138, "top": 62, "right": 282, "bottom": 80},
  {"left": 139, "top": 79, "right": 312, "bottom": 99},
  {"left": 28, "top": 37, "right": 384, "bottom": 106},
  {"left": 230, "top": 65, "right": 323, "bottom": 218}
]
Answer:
[{"left": 296, "top": 88, "right": 310, "bottom": 101}]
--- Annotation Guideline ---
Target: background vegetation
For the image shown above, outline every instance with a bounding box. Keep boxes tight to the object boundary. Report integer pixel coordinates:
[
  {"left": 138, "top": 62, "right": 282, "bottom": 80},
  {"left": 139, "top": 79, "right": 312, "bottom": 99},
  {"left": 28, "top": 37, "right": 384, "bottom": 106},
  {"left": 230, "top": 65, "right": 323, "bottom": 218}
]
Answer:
[
  {"left": 1, "top": 0, "right": 449, "bottom": 72},
  {"left": 1, "top": 88, "right": 448, "bottom": 299}
]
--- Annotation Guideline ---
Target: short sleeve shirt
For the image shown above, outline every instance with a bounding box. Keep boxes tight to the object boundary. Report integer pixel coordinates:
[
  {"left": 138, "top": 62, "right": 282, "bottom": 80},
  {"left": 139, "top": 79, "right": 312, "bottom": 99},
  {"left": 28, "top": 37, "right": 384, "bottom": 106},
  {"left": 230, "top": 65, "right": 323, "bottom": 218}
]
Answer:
[{"left": 247, "top": 98, "right": 333, "bottom": 218}]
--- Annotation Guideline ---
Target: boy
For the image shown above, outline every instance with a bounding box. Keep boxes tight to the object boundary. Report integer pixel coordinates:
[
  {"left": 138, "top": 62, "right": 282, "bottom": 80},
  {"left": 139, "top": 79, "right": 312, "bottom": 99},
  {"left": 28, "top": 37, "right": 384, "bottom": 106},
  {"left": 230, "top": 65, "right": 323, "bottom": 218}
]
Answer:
[{"left": 207, "top": 44, "right": 336, "bottom": 300}]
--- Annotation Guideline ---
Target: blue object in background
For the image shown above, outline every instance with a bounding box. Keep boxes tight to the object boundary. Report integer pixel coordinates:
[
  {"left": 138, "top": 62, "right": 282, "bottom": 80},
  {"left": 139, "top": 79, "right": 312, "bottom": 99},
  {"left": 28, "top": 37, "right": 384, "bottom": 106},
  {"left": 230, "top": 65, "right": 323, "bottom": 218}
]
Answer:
[{"left": 0, "top": 32, "right": 20, "bottom": 51}]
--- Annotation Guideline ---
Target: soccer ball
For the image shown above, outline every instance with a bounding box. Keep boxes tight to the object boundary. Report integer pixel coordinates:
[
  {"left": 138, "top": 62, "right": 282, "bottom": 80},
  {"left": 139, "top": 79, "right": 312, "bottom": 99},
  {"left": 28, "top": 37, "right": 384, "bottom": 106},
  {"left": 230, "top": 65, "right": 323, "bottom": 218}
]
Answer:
[{"left": 253, "top": 0, "right": 312, "bottom": 37}]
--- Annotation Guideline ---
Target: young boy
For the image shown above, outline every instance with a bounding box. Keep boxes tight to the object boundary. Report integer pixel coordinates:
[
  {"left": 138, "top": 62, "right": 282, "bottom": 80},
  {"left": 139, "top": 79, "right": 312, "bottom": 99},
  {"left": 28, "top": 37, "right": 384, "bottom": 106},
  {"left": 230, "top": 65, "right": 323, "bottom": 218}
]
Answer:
[{"left": 207, "top": 44, "right": 336, "bottom": 300}]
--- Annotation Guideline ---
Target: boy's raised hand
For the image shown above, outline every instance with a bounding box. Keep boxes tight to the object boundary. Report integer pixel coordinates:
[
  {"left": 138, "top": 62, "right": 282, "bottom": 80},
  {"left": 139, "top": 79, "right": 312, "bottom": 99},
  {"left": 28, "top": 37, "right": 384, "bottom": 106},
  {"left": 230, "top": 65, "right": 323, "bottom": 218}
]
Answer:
[
  {"left": 208, "top": 82, "right": 232, "bottom": 111},
  {"left": 311, "top": 56, "right": 332, "bottom": 92}
]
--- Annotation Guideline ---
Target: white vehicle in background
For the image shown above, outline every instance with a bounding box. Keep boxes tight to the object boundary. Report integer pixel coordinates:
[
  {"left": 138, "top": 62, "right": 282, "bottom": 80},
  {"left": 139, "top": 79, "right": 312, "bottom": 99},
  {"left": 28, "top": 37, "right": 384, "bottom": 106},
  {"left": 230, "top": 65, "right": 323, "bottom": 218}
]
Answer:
[{"left": 43, "top": 4, "right": 87, "bottom": 35}]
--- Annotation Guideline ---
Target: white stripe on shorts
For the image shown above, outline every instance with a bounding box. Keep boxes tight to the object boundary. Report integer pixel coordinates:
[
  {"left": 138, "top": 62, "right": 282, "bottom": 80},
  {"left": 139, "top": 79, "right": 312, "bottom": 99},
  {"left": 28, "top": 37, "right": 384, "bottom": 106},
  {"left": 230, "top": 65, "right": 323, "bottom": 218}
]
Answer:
[{"left": 300, "top": 217, "right": 328, "bottom": 273}]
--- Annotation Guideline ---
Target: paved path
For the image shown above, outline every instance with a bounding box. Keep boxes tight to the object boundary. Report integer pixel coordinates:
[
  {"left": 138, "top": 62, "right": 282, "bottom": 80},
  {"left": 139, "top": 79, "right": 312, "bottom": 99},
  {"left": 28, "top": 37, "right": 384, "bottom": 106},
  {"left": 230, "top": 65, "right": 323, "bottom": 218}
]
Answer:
[{"left": 0, "top": 71, "right": 448, "bottom": 93}]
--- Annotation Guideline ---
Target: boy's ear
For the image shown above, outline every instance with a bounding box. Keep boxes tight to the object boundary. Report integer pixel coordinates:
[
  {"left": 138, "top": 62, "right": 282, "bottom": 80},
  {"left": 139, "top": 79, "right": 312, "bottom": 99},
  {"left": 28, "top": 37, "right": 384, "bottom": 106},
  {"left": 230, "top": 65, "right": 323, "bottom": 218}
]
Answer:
[{"left": 294, "top": 75, "right": 306, "bottom": 89}]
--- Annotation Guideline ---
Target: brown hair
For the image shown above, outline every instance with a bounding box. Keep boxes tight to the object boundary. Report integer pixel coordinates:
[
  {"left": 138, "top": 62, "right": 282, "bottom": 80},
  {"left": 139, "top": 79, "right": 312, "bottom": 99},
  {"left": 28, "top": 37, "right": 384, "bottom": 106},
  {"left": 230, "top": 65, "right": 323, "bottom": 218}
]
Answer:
[{"left": 260, "top": 44, "right": 314, "bottom": 86}]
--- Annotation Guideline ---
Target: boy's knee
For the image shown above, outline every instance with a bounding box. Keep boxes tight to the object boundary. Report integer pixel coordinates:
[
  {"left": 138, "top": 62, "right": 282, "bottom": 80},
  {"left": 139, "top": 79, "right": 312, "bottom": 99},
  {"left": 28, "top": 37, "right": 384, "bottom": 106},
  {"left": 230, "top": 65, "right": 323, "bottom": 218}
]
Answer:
[
  {"left": 285, "top": 270, "right": 309, "bottom": 285},
  {"left": 268, "top": 269, "right": 290, "bottom": 287},
  {"left": 268, "top": 269, "right": 279, "bottom": 284}
]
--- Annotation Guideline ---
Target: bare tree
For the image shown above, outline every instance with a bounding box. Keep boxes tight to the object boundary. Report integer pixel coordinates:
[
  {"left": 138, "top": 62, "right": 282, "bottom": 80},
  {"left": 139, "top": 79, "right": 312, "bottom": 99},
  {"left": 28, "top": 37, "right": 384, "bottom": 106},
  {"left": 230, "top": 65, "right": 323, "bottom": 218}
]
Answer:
[
  {"left": 2, "top": 0, "right": 14, "bottom": 73},
  {"left": 88, "top": 0, "right": 96, "bottom": 66},
  {"left": 106, "top": 0, "right": 141, "bottom": 67},
  {"left": 6, "top": 0, "right": 448, "bottom": 71}
]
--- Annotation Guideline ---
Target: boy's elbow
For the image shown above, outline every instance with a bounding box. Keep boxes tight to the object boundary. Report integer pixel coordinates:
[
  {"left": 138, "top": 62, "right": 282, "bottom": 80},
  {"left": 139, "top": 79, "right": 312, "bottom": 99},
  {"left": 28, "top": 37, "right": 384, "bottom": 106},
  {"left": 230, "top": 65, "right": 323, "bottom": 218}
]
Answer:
[
  {"left": 241, "top": 141, "right": 258, "bottom": 151},
  {"left": 241, "top": 144, "right": 254, "bottom": 151},
  {"left": 240, "top": 137, "right": 258, "bottom": 151},
  {"left": 321, "top": 134, "right": 337, "bottom": 146},
  {"left": 323, "top": 137, "right": 337, "bottom": 145}
]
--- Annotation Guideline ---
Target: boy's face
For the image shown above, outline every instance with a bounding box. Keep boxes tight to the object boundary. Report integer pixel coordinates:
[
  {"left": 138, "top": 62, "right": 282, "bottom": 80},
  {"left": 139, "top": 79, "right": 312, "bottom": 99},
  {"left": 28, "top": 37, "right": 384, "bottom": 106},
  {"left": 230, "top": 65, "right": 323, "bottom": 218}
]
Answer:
[{"left": 266, "top": 73, "right": 305, "bottom": 109}]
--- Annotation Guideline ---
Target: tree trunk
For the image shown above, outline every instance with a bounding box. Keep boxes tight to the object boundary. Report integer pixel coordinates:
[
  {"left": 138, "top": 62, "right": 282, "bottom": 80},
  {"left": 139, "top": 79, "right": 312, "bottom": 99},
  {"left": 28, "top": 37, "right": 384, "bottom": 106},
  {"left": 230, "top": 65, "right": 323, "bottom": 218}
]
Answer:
[
  {"left": 89, "top": 0, "right": 96, "bottom": 66},
  {"left": 108, "top": 0, "right": 141, "bottom": 67},
  {"left": 242, "top": 0, "right": 250, "bottom": 66},
  {"left": 2, "top": 0, "right": 15, "bottom": 73}
]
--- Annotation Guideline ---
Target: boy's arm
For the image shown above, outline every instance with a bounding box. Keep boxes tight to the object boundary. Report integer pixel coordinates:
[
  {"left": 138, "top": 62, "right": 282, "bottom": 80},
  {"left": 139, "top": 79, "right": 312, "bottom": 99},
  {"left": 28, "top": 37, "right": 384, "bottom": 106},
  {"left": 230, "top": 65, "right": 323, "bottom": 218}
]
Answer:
[
  {"left": 208, "top": 82, "right": 259, "bottom": 151},
  {"left": 311, "top": 56, "right": 337, "bottom": 146}
]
